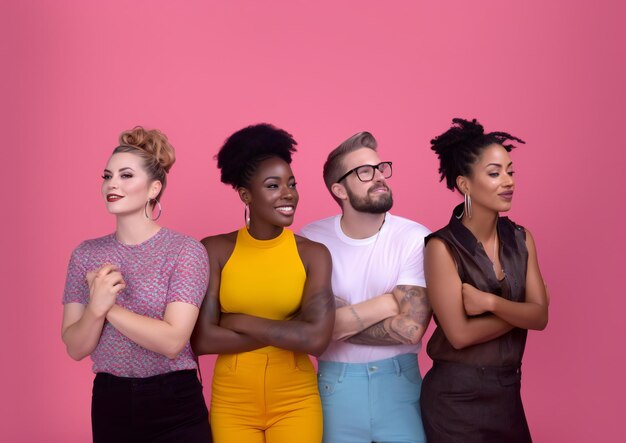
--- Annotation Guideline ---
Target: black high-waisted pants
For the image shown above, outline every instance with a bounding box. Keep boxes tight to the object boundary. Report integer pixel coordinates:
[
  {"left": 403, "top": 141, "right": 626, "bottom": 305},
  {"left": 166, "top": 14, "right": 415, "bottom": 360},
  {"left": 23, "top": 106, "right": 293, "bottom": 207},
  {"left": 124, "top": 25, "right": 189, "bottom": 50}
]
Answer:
[
  {"left": 92, "top": 369, "right": 212, "bottom": 443},
  {"left": 420, "top": 361, "right": 532, "bottom": 443}
]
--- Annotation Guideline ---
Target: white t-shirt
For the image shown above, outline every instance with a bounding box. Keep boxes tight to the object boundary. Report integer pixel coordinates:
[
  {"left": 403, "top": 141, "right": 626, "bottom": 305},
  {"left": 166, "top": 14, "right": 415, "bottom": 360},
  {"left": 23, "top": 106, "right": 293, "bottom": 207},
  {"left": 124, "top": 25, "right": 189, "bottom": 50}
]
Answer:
[{"left": 301, "top": 213, "right": 431, "bottom": 363}]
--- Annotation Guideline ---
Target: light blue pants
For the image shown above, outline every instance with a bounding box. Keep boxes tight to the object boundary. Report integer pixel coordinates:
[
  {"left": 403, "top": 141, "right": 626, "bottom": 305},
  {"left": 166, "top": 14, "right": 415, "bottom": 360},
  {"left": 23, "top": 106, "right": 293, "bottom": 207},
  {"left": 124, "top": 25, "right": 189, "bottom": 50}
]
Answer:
[{"left": 317, "top": 353, "right": 426, "bottom": 443}]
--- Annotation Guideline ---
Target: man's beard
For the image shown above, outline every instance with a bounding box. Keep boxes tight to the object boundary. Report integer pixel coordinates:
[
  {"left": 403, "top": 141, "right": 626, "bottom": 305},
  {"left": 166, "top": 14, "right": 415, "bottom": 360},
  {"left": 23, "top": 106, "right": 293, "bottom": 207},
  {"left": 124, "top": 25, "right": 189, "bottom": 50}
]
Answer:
[{"left": 346, "top": 183, "right": 393, "bottom": 214}]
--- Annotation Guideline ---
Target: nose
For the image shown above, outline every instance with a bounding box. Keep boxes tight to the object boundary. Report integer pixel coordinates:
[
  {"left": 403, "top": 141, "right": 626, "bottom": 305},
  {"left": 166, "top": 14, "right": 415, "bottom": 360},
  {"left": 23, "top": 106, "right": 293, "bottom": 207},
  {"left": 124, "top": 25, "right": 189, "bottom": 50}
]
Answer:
[
  {"left": 281, "top": 185, "right": 296, "bottom": 199},
  {"left": 503, "top": 173, "right": 514, "bottom": 188},
  {"left": 373, "top": 167, "right": 386, "bottom": 182},
  {"left": 106, "top": 175, "right": 119, "bottom": 190}
]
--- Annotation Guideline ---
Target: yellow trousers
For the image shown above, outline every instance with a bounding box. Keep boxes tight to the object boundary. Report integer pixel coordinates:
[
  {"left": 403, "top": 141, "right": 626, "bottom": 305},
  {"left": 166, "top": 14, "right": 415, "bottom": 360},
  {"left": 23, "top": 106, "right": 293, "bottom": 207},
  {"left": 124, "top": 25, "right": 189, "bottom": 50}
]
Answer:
[{"left": 211, "top": 348, "right": 323, "bottom": 443}]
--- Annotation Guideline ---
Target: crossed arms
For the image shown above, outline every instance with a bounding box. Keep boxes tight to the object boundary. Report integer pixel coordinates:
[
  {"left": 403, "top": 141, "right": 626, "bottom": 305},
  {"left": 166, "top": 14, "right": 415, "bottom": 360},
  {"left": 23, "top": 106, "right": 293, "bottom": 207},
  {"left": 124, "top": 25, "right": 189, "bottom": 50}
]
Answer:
[
  {"left": 191, "top": 233, "right": 335, "bottom": 357},
  {"left": 424, "top": 230, "right": 548, "bottom": 350},
  {"left": 332, "top": 284, "right": 432, "bottom": 346}
]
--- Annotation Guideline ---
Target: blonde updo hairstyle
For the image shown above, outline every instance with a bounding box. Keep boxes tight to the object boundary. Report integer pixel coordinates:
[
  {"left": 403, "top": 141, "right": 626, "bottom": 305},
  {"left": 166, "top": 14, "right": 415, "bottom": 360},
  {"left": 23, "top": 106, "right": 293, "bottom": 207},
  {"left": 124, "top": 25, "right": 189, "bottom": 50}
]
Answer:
[{"left": 113, "top": 126, "right": 176, "bottom": 203}]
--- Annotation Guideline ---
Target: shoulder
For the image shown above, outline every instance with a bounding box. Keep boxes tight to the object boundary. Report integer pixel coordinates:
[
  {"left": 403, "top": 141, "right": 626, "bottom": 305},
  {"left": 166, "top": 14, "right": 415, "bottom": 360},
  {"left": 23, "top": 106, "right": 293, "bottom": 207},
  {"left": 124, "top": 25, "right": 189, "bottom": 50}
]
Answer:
[
  {"left": 425, "top": 229, "right": 445, "bottom": 246},
  {"left": 200, "top": 231, "right": 238, "bottom": 250},
  {"left": 424, "top": 220, "right": 455, "bottom": 246},
  {"left": 499, "top": 216, "right": 528, "bottom": 245},
  {"left": 294, "top": 234, "right": 332, "bottom": 272},
  {"left": 159, "top": 230, "right": 208, "bottom": 267},
  {"left": 295, "top": 234, "right": 331, "bottom": 257},
  {"left": 500, "top": 216, "right": 526, "bottom": 233},
  {"left": 424, "top": 236, "right": 455, "bottom": 265},
  {"left": 300, "top": 215, "right": 338, "bottom": 238},
  {"left": 162, "top": 229, "right": 205, "bottom": 253},
  {"left": 200, "top": 231, "right": 238, "bottom": 264},
  {"left": 384, "top": 214, "right": 431, "bottom": 246},
  {"left": 70, "top": 233, "right": 114, "bottom": 257},
  {"left": 425, "top": 235, "right": 450, "bottom": 253},
  {"left": 517, "top": 224, "right": 536, "bottom": 249},
  {"left": 386, "top": 214, "right": 431, "bottom": 236}
]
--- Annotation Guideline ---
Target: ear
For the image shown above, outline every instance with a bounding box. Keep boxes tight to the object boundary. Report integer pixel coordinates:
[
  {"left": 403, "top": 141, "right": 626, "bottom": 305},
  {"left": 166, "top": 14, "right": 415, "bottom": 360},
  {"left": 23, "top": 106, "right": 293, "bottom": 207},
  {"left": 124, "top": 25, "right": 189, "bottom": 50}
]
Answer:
[
  {"left": 456, "top": 175, "right": 470, "bottom": 195},
  {"left": 149, "top": 180, "right": 162, "bottom": 200},
  {"left": 330, "top": 182, "right": 348, "bottom": 202},
  {"left": 238, "top": 187, "right": 250, "bottom": 205}
]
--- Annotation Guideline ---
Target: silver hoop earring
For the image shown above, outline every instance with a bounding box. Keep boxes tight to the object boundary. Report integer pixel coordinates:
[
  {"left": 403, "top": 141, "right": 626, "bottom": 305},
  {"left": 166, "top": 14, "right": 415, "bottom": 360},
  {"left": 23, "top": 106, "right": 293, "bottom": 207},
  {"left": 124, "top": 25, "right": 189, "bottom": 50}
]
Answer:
[
  {"left": 145, "top": 198, "right": 162, "bottom": 221},
  {"left": 464, "top": 193, "right": 472, "bottom": 219},
  {"left": 244, "top": 204, "right": 250, "bottom": 229},
  {"left": 457, "top": 193, "right": 472, "bottom": 220}
]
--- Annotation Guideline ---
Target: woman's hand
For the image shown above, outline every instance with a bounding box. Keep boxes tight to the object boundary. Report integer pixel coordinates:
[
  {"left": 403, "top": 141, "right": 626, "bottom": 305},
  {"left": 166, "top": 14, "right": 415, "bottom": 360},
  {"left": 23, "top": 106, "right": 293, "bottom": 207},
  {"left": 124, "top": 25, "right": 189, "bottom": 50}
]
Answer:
[
  {"left": 462, "top": 283, "right": 493, "bottom": 316},
  {"left": 62, "top": 263, "right": 124, "bottom": 361},
  {"left": 87, "top": 264, "right": 125, "bottom": 317}
]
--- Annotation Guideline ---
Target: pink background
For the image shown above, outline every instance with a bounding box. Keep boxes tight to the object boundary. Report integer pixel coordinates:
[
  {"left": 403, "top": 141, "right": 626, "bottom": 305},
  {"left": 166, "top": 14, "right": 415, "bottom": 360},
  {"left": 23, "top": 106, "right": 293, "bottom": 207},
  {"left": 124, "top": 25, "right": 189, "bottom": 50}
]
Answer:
[{"left": 3, "top": 1, "right": 624, "bottom": 441}]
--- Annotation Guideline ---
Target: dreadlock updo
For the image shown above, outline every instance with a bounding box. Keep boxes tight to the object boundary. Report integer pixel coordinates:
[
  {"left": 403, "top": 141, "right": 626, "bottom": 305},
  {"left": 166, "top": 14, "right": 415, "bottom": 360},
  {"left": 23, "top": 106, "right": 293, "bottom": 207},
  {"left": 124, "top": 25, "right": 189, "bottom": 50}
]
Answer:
[
  {"left": 430, "top": 118, "right": 525, "bottom": 192},
  {"left": 217, "top": 123, "right": 298, "bottom": 189}
]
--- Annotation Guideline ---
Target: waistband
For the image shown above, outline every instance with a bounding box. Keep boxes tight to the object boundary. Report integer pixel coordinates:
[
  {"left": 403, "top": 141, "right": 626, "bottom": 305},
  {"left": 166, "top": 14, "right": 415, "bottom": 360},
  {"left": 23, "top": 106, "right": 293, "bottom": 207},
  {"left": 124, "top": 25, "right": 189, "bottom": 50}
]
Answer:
[
  {"left": 95, "top": 369, "right": 198, "bottom": 386},
  {"left": 318, "top": 353, "right": 418, "bottom": 377},
  {"left": 216, "top": 349, "right": 312, "bottom": 369},
  {"left": 432, "top": 360, "right": 521, "bottom": 376},
  {"left": 245, "top": 346, "right": 296, "bottom": 355}
]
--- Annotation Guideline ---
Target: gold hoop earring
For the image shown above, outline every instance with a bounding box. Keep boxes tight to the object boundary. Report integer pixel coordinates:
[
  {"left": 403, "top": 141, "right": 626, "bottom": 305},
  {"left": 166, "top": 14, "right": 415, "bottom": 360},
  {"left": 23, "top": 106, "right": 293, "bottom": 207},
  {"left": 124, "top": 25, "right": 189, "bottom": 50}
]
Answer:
[
  {"left": 244, "top": 204, "right": 250, "bottom": 229},
  {"left": 145, "top": 198, "right": 162, "bottom": 221}
]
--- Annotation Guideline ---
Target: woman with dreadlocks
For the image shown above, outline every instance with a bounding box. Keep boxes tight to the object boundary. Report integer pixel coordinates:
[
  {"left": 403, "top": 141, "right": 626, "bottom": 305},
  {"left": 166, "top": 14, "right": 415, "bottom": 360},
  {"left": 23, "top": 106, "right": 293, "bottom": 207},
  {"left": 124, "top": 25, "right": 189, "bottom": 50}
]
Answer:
[{"left": 420, "top": 118, "right": 549, "bottom": 442}]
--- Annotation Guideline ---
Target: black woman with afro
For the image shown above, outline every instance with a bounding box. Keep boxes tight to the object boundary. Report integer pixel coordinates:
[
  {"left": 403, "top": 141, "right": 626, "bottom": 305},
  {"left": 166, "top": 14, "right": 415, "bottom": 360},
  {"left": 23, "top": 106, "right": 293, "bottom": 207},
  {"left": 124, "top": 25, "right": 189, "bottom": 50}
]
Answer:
[
  {"left": 420, "top": 118, "right": 549, "bottom": 443},
  {"left": 191, "top": 123, "right": 334, "bottom": 443}
]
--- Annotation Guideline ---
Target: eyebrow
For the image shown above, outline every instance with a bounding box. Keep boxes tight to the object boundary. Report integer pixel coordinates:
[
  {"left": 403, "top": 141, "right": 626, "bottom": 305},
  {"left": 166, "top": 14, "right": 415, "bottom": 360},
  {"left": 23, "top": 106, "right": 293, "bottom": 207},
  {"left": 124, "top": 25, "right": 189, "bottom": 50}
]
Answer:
[
  {"left": 263, "top": 175, "right": 295, "bottom": 182},
  {"left": 103, "top": 167, "right": 135, "bottom": 173},
  {"left": 485, "top": 162, "right": 513, "bottom": 168}
]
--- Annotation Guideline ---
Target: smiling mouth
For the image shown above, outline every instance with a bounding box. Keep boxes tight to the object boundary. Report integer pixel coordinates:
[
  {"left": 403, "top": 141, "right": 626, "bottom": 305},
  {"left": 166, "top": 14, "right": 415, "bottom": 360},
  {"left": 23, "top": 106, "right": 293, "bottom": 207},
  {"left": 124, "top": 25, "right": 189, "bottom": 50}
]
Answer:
[
  {"left": 107, "top": 194, "right": 124, "bottom": 202},
  {"left": 499, "top": 192, "right": 514, "bottom": 200},
  {"left": 275, "top": 205, "right": 295, "bottom": 215}
]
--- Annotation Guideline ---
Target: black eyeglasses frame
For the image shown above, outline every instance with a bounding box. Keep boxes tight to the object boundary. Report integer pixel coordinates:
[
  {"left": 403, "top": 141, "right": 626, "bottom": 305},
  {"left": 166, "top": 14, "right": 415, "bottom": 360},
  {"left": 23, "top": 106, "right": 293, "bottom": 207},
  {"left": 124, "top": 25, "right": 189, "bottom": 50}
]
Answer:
[{"left": 336, "top": 161, "right": 393, "bottom": 184}]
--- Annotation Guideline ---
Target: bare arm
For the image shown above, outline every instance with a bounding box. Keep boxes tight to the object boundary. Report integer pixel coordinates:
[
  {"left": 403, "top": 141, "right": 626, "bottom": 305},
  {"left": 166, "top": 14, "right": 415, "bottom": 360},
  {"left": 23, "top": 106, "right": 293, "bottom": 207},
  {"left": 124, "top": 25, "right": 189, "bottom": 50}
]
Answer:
[
  {"left": 61, "top": 265, "right": 125, "bottom": 360},
  {"left": 219, "top": 240, "right": 335, "bottom": 356},
  {"left": 425, "top": 238, "right": 513, "bottom": 350},
  {"left": 462, "top": 229, "right": 548, "bottom": 330},
  {"left": 347, "top": 285, "right": 432, "bottom": 346},
  {"left": 332, "top": 294, "right": 399, "bottom": 341},
  {"left": 191, "top": 234, "right": 264, "bottom": 355},
  {"left": 62, "top": 303, "right": 107, "bottom": 361},
  {"left": 190, "top": 282, "right": 264, "bottom": 355}
]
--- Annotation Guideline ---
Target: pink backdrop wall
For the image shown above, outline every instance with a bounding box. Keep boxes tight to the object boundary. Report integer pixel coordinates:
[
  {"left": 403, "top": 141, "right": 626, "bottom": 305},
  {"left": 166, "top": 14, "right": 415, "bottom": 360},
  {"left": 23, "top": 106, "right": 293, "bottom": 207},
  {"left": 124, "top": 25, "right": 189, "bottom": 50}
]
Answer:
[{"left": 3, "top": 1, "right": 624, "bottom": 441}]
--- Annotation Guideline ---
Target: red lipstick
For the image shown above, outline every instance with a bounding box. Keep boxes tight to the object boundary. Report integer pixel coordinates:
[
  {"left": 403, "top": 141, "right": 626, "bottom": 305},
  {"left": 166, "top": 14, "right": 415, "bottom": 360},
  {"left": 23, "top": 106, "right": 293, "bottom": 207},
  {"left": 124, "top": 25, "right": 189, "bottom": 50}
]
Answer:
[{"left": 107, "top": 194, "right": 124, "bottom": 202}]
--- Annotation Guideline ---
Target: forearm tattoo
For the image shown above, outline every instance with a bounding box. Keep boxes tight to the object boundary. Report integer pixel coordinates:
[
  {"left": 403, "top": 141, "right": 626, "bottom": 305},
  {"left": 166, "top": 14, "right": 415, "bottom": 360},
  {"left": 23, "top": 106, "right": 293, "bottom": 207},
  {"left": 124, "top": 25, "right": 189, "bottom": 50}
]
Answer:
[
  {"left": 347, "top": 285, "right": 431, "bottom": 346},
  {"left": 348, "top": 319, "right": 398, "bottom": 345}
]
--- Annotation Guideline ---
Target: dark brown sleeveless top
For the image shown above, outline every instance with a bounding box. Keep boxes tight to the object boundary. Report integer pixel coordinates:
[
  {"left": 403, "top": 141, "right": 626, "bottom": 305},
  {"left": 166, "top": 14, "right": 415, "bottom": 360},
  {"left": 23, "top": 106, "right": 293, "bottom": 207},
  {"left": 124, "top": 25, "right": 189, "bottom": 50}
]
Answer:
[{"left": 425, "top": 204, "right": 529, "bottom": 367}]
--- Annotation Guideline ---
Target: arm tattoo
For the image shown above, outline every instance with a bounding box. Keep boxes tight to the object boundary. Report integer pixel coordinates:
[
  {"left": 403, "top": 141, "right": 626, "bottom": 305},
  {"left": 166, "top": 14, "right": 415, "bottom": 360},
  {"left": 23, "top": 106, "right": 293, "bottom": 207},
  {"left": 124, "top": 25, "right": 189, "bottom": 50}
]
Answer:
[
  {"left": 347, "top": 285, "right": 431, "bottom": 346},
  {"left": 349, "top": 306, "right": 366, "bottom": 331},
  {"left": 334, "top": 296, "right": 349, "bottom": 308},
  {"left": 258, "top": 288, "right": 335, "bottom": 347},
  {"left": 348, "top": 319, "right": 398, "bottom": 345}
]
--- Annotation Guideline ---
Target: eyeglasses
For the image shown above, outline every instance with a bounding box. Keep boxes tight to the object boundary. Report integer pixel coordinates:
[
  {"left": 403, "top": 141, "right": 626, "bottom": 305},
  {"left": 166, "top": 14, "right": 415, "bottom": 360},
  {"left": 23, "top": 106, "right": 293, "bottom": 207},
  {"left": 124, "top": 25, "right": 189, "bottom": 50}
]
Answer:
[{"left": 336, "top": 161, "right": 393, "bottom": 183}]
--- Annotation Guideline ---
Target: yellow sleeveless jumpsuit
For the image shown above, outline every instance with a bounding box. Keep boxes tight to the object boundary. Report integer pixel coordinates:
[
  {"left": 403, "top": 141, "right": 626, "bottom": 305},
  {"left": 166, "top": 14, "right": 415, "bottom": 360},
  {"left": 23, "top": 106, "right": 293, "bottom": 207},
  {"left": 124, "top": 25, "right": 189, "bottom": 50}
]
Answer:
[{"left": 210, "top": 228, "right": 323, "bottom": 443}]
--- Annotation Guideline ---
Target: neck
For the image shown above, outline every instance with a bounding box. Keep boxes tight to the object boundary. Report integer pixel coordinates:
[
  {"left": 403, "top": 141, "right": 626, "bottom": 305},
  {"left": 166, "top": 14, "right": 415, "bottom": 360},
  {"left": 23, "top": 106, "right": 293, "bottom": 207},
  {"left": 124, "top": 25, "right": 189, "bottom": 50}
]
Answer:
[
  {"left": 247, "top": 221, "right": 284, "bottom": 240},
  {"left": 461, "top": 204, "right": 498, "bottom": 244},
  {"left": 340, "top": 206, "right": 386, "bottom": 239},
  {"left": 115, "top": 212, "right": 161, "bottom": 245}
]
